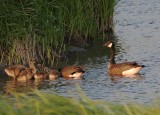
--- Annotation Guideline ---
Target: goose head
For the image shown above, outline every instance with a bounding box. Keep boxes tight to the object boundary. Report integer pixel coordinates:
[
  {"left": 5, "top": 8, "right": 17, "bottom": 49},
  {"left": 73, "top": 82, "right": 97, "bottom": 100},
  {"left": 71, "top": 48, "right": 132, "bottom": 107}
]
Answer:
[
  {"left": 103, "top": 41, "right": 113, "bottom": 48},
  {"left": 49, "top": 70, "right": 60, "bottom": 80}
]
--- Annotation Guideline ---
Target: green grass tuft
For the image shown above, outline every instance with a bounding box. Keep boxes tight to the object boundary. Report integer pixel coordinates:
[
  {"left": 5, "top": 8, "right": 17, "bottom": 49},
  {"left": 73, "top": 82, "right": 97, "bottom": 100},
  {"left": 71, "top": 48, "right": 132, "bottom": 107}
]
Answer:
[{"left": 0, "top": 89, "right": 160, "bottom": 115}]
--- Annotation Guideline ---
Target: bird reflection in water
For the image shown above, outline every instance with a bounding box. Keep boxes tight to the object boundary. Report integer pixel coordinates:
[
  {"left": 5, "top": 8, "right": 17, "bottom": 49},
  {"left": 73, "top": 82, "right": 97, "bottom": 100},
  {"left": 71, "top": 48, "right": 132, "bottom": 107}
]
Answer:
[
  {"left": 3, "top": 79, "right": 45, "bottom": 95},
  {"left": 108, "top": 73, "right": 143, "bottom": 83}
]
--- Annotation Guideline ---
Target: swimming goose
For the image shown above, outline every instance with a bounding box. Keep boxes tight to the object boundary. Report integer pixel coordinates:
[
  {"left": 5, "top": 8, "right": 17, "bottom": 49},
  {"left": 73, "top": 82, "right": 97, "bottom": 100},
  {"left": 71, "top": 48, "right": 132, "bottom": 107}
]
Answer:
[
  {"left": 44, "top": 67, "right": 60, "bottom": 80},
  {"left": 103, "top": 41, "right": 145, "bottom": 77},
  {"left": 5, "top": 64, "right": 26, "bottom": 79},
  {"left": 34, "top": 64, "right": 47, "bottom": 79},
  {"left": 16, "top": 60, "right": 37, "bottom": 81},
  {"left": 34, "top": 71, "right": 47, "bottom": 79},
  {"left": 60, "top": 66, "right": 85, "bottom": 79},
  {"left": 34, "top": 64, "right": 59, "bottom": 80}
]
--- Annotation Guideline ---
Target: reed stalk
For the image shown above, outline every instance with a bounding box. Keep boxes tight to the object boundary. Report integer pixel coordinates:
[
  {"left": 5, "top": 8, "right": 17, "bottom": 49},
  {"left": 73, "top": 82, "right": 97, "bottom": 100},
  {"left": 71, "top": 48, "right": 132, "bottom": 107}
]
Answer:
[{"left": 0, "top": 0, "right": 116, "bottom": 65}]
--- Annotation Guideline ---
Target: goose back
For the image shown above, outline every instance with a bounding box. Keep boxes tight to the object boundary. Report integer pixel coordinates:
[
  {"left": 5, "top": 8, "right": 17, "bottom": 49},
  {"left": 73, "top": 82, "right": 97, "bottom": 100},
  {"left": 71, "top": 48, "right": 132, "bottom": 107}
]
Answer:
[
  {"left": 34, "top": 71, "right": 47, "bottom": 79},
  {"left": 108, "top": 62, "right": 143, "bottom": 76},
  {"left": 4, "top": 65, "right": 26, "bottom": 79},
  {"left": 60, "top": 66, "right": 85, "bottom": 79},
  {"left": 16, "top": 60, "right": 36, "bottom": 81}
]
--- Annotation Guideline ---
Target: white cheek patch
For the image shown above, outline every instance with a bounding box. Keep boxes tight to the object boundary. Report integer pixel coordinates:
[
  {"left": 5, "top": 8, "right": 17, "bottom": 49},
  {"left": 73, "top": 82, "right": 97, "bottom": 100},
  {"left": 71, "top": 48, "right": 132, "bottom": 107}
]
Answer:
[
  {"left": 108, "top": 43, "right": 113, "bottom": 48},
  {"left": 69, "top": 72, "right": 83, "bottom": 79}
]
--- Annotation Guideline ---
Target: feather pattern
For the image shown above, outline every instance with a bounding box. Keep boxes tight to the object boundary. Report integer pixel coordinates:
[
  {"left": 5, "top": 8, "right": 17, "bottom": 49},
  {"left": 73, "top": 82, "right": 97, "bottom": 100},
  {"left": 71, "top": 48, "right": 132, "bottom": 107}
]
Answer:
[{"left": 60, "top": 66, "right": 85, "bottom": 79}]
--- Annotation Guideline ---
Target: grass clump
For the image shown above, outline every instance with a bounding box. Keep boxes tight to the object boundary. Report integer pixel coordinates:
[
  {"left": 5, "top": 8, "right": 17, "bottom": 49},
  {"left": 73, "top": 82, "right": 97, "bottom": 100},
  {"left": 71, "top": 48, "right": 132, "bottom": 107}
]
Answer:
[
  {"left": 0, "top": 0, "right": 116, "bottom": 65},
  {"left": 0, "top": 90, "right": 160, "bottom": 115},
  {"left": 0, "top": 90, "right": 107, "bottom": 115}
]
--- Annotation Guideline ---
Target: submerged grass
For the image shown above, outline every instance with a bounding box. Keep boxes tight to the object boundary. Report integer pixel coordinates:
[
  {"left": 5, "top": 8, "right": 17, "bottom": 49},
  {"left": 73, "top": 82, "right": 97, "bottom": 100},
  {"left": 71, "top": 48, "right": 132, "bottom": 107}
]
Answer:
[
  {"left": 0, "top": 0, "right": 116, "bottom": 65},
  {"left": 0, "top": 89, "right": 160, "bottom": 115}
]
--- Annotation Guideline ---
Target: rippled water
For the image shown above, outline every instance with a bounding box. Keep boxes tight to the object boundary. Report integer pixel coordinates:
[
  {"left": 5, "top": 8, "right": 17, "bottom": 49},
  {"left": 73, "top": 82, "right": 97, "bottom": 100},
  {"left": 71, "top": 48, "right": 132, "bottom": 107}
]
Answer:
[{"left": 1, "top": 0, "right": 160, "bottom": 104}]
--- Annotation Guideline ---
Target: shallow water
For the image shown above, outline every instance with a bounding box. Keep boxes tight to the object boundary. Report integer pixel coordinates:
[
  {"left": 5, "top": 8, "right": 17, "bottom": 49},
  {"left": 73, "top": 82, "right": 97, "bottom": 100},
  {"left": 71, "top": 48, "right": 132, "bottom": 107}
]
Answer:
[{"left": 1, "top": 0, "right": 160, "bottom": 104}]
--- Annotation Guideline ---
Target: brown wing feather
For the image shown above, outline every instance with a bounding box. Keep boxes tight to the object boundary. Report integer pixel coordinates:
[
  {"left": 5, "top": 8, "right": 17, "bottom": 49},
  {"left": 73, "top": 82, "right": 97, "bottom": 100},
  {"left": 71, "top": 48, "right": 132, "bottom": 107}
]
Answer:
[
  {"left": 109, "top": 62, "right": 141, "bottom": 75},
  {"left": 121, "top": 62, "right": 138, "bottom": 65},
  {"left": 61, "top": 66, "right": 84, "bottom": 78}
]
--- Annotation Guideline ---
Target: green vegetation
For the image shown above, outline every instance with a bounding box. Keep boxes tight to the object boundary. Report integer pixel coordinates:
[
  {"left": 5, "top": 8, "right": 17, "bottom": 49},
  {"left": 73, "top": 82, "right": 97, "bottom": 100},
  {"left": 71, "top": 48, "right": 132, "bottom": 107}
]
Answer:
[
  {"left": 0, "top": 90, "right": 159, "bottom": 115},
  {"left": 0, "top": 0, "right": 116, "bottom": 65}
]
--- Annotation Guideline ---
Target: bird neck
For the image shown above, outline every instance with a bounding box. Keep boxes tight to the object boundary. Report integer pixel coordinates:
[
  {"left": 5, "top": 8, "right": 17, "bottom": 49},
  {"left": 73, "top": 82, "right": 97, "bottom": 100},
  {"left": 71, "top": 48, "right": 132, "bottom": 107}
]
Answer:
[
  {"left": 44, "top": 67, "right": 50, "bottom": 74},
  {"left": 29, "top": 62, "right": 36, "bottom": 74},
  {"left": 109, "top": 46, "right": 116, "bottom": 64}
]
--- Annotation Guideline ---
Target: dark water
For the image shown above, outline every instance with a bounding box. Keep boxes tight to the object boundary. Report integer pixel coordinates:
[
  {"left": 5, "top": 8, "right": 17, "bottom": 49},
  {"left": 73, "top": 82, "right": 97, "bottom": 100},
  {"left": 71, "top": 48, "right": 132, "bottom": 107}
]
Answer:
[{"left": 1, "top": 0, "right": 160, "bottom": 104}]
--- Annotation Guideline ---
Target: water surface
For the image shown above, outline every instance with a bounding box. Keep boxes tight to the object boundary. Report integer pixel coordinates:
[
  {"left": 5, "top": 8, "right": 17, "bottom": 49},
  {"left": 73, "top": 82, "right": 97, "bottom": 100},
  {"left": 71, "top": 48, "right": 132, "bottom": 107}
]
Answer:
[{"left": 1, "top": 0, "right": 160, "bottom": 104}]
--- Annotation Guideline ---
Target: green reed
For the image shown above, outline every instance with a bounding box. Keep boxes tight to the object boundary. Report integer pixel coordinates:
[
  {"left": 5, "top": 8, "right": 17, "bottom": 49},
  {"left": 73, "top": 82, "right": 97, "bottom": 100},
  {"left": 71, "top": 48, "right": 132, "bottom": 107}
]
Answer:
[
  {"left": 0, "top": 0, "right": 116, "bottom": 65},
  {"left": 0, "top": 89, "right": 160, "bottom": 115}
]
